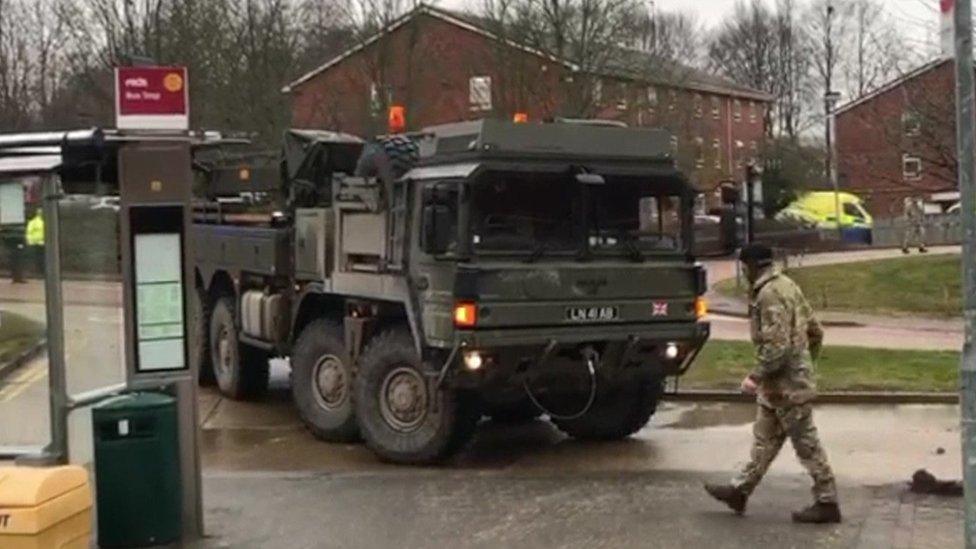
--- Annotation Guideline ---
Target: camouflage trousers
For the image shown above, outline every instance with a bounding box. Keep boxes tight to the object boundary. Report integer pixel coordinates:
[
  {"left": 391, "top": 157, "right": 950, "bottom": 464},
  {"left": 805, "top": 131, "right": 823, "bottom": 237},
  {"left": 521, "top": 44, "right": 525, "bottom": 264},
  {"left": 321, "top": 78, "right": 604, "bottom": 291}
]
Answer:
[
  {"left": 731, "top": 403, "right": 837, "bottom": 503},
  {"left": 903, "top": 223, "right": 926, "bottom": 250}
]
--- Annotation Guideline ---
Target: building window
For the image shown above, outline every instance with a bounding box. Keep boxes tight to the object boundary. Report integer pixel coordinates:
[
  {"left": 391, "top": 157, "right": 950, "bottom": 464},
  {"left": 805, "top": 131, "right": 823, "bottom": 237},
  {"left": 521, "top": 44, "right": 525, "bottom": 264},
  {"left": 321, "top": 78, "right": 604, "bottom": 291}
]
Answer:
[
  {"left": 469, "top": 76, "right": 492, "bottom": 111},
  {"left": 903, "top": 154, "right": 922, "bottom": 180},
  {"left": 694, "top": 137, "right": 705, "bottom": 168},
  {"left": 693, "top": 94, "right": 703, "bottom": 118},
  {"left": 733, "top": 100, "right": 742, "bottom": 122},
  {"left": 712, "top": 139, "right": 722, "bottom": 168},
  {"left": 616, "top": 82, "right": 629, "bottom": 111},
  {"left": 591, "top": 79, "right": 604, "bottom": 106},
  {"left": 749, "top": 101, "right": 758, "bottom": 123},
  {"left": 711, "top": 96, "right": 721, "bottom": 120},
  {"left": 902, "top": 110, "right": 922, "bottom": 137},
  {"left": 369, "top": 82, "right": 382, "bottom": 116}
]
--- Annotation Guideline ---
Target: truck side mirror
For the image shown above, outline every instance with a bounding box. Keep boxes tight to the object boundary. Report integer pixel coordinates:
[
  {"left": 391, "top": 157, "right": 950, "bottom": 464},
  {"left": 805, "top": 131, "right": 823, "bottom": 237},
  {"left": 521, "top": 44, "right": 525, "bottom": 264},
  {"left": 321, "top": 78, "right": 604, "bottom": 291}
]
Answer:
[{"left": 421, "top": 204, "right": 452, "bottom": 254}]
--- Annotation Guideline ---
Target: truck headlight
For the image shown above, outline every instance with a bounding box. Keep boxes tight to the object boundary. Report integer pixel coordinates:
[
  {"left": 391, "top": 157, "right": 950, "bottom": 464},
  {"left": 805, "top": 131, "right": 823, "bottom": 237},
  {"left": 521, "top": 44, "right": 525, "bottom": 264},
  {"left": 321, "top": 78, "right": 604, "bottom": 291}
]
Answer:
[
  {"left": 664, "top": 343, "right": 679, "bottom": 360},
  {"left": 463, "top": 351, "right": 484, "bottom": 371}
]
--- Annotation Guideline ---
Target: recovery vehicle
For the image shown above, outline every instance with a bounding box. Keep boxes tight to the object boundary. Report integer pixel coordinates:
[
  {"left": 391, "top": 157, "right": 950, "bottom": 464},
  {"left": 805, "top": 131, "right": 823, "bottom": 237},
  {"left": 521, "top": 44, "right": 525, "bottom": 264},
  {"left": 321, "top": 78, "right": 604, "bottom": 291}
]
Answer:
[{"left": 191, "top": 119, "right": 710, "bottom": 464}]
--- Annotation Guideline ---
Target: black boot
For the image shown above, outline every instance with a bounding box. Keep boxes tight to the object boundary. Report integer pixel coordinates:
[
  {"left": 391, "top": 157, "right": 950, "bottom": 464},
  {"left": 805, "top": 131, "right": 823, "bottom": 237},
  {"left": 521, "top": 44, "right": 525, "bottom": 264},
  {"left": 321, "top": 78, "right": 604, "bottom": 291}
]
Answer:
[
  {"left": 704, "top": 483, "right": 748, "bottom": 515},
  {"left": 792, "top": 502, "right": 842, "bottom": 524}
]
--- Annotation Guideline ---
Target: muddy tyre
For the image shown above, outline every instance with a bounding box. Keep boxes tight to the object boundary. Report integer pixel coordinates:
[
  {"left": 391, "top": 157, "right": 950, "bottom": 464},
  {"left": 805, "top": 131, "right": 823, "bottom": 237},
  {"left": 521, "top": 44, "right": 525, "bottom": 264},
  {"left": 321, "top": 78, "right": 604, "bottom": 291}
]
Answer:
[
  {"left": 291, "top": 320, "right": 359, "bottom": 442},
  {"left": 209, "top": 298, "right": 269, "bottom": 400},
  {"left": 192, "top": 286, "right": 215, "bottom": 385},
  {"left": 550, "top": 378, "right": 663, "bottom": 441},
  {"left": 354, "top": 330, "right": 480, "bottom": 464}
]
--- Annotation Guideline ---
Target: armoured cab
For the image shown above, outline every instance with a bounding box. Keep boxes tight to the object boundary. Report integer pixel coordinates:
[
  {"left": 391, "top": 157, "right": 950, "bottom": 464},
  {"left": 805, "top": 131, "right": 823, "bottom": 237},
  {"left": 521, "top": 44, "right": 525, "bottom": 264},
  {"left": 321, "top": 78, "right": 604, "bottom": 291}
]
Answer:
[{"left": 401, "top": 119, "right": 709, "bottom": 377}]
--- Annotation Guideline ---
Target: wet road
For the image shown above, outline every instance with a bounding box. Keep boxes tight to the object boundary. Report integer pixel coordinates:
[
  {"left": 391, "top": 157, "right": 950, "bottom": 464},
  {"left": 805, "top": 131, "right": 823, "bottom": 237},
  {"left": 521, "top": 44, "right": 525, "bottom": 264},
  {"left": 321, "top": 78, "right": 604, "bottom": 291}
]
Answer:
[
  {"left": 199, "top": 373, "right": 961, "bottom": 485},
  {"left": 195, "top": 374, "right": 963, "bottom": 549}
]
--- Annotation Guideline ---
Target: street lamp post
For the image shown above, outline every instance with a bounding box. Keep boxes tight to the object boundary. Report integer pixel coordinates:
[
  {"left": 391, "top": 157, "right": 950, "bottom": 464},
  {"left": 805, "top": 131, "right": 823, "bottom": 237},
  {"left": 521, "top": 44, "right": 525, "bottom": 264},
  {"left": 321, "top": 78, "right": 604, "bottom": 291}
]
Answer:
[
  {"left": 953, "top": 0, "right": 976, "bottom": 546},
  {"left": 825, "top": 90, "right": 842, "bottom": 238}
]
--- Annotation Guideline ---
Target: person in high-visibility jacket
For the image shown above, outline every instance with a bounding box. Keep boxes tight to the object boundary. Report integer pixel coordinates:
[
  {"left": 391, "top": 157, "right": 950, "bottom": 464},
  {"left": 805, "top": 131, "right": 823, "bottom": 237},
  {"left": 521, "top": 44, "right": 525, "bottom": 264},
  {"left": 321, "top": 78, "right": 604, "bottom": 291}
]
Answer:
[{"left": 25, "top": 208, "right": 44, "bottom": 276}]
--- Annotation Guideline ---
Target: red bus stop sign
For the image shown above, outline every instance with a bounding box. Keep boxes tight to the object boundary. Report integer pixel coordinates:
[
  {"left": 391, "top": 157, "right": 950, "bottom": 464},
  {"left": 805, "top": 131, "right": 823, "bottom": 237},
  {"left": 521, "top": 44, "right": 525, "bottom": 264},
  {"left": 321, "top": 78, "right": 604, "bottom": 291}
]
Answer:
[{"left": 115, "top": 67, "right": 189, "bottom": 131}]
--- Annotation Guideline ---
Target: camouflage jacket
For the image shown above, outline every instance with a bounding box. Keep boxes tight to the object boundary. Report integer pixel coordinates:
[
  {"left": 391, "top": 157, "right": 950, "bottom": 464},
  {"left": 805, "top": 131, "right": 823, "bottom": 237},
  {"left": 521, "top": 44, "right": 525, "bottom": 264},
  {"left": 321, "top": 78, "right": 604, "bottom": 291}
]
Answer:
[
  {"left": 905, "top": 199, "right": 925, "bottom": 222},
  {"left": 749, "top": 268, "right": 824, "bottom": 408}
]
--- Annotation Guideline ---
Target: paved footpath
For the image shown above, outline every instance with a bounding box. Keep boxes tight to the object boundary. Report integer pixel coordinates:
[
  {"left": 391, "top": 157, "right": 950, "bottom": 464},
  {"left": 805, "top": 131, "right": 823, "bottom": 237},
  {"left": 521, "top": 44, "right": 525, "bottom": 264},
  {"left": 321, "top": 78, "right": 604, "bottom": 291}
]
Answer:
[{"left": 703, "top": 246, "right": 963, "bottom": 351}]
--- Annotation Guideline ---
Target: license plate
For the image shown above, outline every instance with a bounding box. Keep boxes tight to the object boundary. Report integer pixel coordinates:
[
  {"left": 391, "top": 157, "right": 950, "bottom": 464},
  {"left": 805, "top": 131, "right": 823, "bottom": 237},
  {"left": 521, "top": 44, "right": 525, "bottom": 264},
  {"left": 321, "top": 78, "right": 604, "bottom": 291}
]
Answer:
[{"left": 565, "top": 306, "right": 619, "bottom": 322}]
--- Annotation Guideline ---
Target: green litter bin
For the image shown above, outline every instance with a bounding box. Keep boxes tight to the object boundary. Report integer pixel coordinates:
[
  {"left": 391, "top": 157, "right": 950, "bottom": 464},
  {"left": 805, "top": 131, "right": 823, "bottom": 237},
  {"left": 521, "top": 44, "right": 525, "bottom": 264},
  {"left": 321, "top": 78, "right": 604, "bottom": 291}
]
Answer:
[{"left": 93, "top": 392, "right": 181, "bottom": 547}]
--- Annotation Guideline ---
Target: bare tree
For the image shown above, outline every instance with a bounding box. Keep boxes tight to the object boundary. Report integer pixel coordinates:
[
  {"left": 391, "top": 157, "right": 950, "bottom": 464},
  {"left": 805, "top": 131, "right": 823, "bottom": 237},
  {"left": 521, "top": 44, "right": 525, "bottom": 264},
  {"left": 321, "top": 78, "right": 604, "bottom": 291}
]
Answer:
[
  {"left": 707, "top": 0, "right": 778, "bottom": 134},
  {"left": 771, "top": 0, "right": 812, "bottom": 139},
  {"left": 637, "top": 9, "right": 704, "bottom": 66},
  {"left": 839, "top": 0, "right": 916, "bottom": 100}
]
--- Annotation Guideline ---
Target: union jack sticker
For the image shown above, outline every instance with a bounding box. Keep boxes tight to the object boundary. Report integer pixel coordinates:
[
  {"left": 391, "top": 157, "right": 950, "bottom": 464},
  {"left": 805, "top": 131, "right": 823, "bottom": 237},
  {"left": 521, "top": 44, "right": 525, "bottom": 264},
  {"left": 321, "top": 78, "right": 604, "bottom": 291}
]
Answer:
[{"left": 652, "top": 301, "right": 669, "bottom": 316}]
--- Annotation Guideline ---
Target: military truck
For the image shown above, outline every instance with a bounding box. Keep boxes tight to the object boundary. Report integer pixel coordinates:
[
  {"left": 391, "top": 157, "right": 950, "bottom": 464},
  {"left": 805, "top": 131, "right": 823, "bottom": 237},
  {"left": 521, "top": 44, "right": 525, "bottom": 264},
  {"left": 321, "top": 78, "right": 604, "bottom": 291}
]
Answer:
[{"left": 191, "top": 120, "right": 710, "bottom": 464}]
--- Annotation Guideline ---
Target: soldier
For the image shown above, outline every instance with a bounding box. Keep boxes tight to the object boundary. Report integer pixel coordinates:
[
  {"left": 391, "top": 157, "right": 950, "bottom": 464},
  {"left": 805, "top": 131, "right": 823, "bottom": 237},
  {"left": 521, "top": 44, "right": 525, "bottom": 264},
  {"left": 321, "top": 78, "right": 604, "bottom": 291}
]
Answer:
[
  {"left": 704, "top": 244, "right": 841, "bottom": 524},
  {"left": 902, "top": 196, "right": 927, "bottom": 254}
]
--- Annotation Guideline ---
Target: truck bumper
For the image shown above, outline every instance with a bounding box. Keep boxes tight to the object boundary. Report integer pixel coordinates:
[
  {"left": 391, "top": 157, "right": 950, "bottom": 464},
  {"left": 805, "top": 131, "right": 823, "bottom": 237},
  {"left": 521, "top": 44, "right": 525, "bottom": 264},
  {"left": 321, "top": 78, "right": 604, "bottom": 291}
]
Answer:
[
  {"left": 457, "top": 321, "right": 708, "bottom": 351},
  {"left": 443, "top": 321, "right": 710, "bottom": 389}
]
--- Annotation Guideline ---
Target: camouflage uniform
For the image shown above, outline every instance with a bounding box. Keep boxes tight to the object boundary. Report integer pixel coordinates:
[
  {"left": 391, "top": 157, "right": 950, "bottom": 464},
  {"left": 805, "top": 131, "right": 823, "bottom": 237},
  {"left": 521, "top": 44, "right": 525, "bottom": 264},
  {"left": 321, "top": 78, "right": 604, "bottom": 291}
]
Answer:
[
  {"left": 730, "top": 267, "right": 838, "bottom": 504},
  {"left": 902, "top": 197, "right": 927, "bottom": 252}
]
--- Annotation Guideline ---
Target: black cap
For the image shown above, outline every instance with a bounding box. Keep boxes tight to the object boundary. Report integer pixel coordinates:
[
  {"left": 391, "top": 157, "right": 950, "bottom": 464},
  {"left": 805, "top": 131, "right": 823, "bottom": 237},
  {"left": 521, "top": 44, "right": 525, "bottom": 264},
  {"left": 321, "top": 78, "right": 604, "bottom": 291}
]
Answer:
[{"left": 739, "top": 244, "right": 774, "bottom": 264}]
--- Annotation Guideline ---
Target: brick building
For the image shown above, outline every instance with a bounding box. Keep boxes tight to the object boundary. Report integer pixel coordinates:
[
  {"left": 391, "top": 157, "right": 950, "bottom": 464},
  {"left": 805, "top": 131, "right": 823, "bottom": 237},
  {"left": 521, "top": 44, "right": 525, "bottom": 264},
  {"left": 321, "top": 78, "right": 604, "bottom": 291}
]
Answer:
[
  {"left": 283, "top": 4, "right": 772, "bottom": 193},
  {"left": 835, "top": 58, "right": 958, "bottom": 218}
]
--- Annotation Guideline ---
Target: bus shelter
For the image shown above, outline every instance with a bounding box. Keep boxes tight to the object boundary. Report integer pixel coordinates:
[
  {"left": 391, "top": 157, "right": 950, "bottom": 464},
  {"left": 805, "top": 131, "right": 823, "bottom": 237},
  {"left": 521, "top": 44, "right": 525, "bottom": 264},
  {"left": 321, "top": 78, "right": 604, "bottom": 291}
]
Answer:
[{"left": 0, "top": 128, "right": 203, "bottom": 540}]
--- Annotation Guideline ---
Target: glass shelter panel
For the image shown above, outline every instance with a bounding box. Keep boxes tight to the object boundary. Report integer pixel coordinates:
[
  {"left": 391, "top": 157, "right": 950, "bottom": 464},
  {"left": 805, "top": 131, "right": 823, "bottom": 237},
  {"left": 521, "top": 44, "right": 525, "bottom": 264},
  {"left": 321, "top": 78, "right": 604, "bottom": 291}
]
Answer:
[{"left": 0, "top": 175, "right": 48, "bottom": 452}]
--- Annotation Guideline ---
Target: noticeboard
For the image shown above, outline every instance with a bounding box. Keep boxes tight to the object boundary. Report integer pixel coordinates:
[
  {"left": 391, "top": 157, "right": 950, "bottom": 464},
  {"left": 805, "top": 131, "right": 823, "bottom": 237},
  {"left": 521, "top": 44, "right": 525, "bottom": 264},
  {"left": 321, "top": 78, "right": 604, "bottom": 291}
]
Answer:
[
  {"left": 129, "top": 205, "right": 187, "bottom": 373},
  {"left": 0, "top": 182, "right": 25, "bottom": 225}
]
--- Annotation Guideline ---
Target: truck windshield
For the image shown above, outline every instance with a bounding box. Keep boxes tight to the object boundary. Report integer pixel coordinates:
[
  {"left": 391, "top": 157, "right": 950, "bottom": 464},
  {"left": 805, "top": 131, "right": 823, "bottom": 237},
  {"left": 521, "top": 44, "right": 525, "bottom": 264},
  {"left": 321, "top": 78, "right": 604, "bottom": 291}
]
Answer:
[
  {"left": 467, "top": 172, "right": 684, "bottom": 256},
  {"left": 589, "top": 180, "right": 684, "bottom": 253},
  {"left": 469, "top": 173, "right": 579, "bottom": 253}
]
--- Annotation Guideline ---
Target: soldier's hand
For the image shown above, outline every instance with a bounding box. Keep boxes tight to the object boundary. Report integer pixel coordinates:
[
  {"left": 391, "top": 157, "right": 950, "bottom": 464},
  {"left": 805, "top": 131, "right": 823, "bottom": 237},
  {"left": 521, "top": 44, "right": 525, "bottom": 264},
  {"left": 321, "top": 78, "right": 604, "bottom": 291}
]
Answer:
[{"left": 740, "top": 375, "right": 758, "bottom": 395}]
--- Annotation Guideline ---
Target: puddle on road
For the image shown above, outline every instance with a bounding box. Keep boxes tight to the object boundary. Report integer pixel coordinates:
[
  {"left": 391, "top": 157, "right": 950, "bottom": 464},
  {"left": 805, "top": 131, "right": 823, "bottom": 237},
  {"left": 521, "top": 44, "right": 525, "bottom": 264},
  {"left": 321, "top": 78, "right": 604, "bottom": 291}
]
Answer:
[{"left": 658, "top": 402, "right": 756, "bottom": 430}]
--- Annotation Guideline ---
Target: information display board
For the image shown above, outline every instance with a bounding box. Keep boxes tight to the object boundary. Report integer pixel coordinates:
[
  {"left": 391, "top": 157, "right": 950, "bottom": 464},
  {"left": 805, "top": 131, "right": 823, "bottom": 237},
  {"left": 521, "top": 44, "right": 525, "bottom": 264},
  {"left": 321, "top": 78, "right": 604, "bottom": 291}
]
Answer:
[
  {"left": 129, "top": 206, "right": 187, "bottom": 372},
  {"left": 0, "top": 182, "right": 25, "bottom": 225}
]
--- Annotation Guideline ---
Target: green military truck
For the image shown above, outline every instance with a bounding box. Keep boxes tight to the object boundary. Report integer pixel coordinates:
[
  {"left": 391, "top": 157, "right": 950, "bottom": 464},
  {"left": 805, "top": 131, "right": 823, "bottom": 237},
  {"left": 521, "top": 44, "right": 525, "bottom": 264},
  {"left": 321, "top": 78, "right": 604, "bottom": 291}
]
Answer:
[{"left": 191, "top": 120, "right": 710, "bottom": 464}]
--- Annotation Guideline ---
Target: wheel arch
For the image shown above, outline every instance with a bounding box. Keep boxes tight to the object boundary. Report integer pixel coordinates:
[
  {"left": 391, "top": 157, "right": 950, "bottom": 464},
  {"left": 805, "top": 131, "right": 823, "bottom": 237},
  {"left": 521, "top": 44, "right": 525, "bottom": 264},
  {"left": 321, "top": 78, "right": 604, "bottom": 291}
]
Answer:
[{"left": 291, "top": 284, "right": 345, "bottom": 344}]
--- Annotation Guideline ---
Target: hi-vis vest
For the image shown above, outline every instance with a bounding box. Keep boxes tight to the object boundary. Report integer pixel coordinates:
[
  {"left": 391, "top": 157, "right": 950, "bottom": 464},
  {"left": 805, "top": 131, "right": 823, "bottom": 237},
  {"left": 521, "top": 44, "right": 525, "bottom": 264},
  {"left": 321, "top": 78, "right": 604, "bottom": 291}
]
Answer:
[{"left": 25, "top": 213, "right": 44, "bottom": 246}]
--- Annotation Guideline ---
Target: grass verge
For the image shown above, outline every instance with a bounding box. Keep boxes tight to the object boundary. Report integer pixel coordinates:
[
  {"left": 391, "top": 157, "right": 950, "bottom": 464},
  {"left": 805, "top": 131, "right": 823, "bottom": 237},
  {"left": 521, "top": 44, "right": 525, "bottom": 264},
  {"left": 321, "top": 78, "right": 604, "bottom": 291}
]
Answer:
[
  {"left": 0, "top": 311, "right": 44, "bottom": 366},
  {"left": 682, "top": 340, "right": 958, "bottom": 393},
  {"left": 714, "top": 254, "right": 961, "bottom": 318}
]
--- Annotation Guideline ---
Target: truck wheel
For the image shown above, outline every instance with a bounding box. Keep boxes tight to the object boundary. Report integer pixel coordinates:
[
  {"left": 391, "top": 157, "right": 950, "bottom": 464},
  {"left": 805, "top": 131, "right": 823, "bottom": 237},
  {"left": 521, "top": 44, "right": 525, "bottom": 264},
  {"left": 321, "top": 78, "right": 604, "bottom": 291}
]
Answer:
[
  {"left": 486, "top": 400, "right": 542, "bottom": 424},
  {"left": 291, "top": 320, "right": 359, "bottom": 442},
  {"left": 550, "top": 378, "right": 663, "bottom": 441},
  {"left": 354, "top": 330, "right": 480, "bottom": 464},
  {"left": 209, "top": 298, "right": 269, "bottom": 399},
  {"left": 192, "top": 286, "right": 215, "bottom": 385}
]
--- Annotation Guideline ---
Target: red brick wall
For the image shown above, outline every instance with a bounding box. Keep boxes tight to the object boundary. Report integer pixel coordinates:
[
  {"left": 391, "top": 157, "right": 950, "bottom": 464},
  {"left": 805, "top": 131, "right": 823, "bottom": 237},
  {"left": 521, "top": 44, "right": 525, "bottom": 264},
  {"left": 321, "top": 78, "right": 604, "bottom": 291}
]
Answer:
[
  {"left": 289, "top": 13, "right": 769, "bottom": 192},
  {"left": 590, "top": 84, "right": 766, "bottom": 192},
  {"left": 289, "top": 14, "right": 563, "bottom": 137},
  {"left": 836, "top": 60, "right": 957, "bottom": 218}
]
